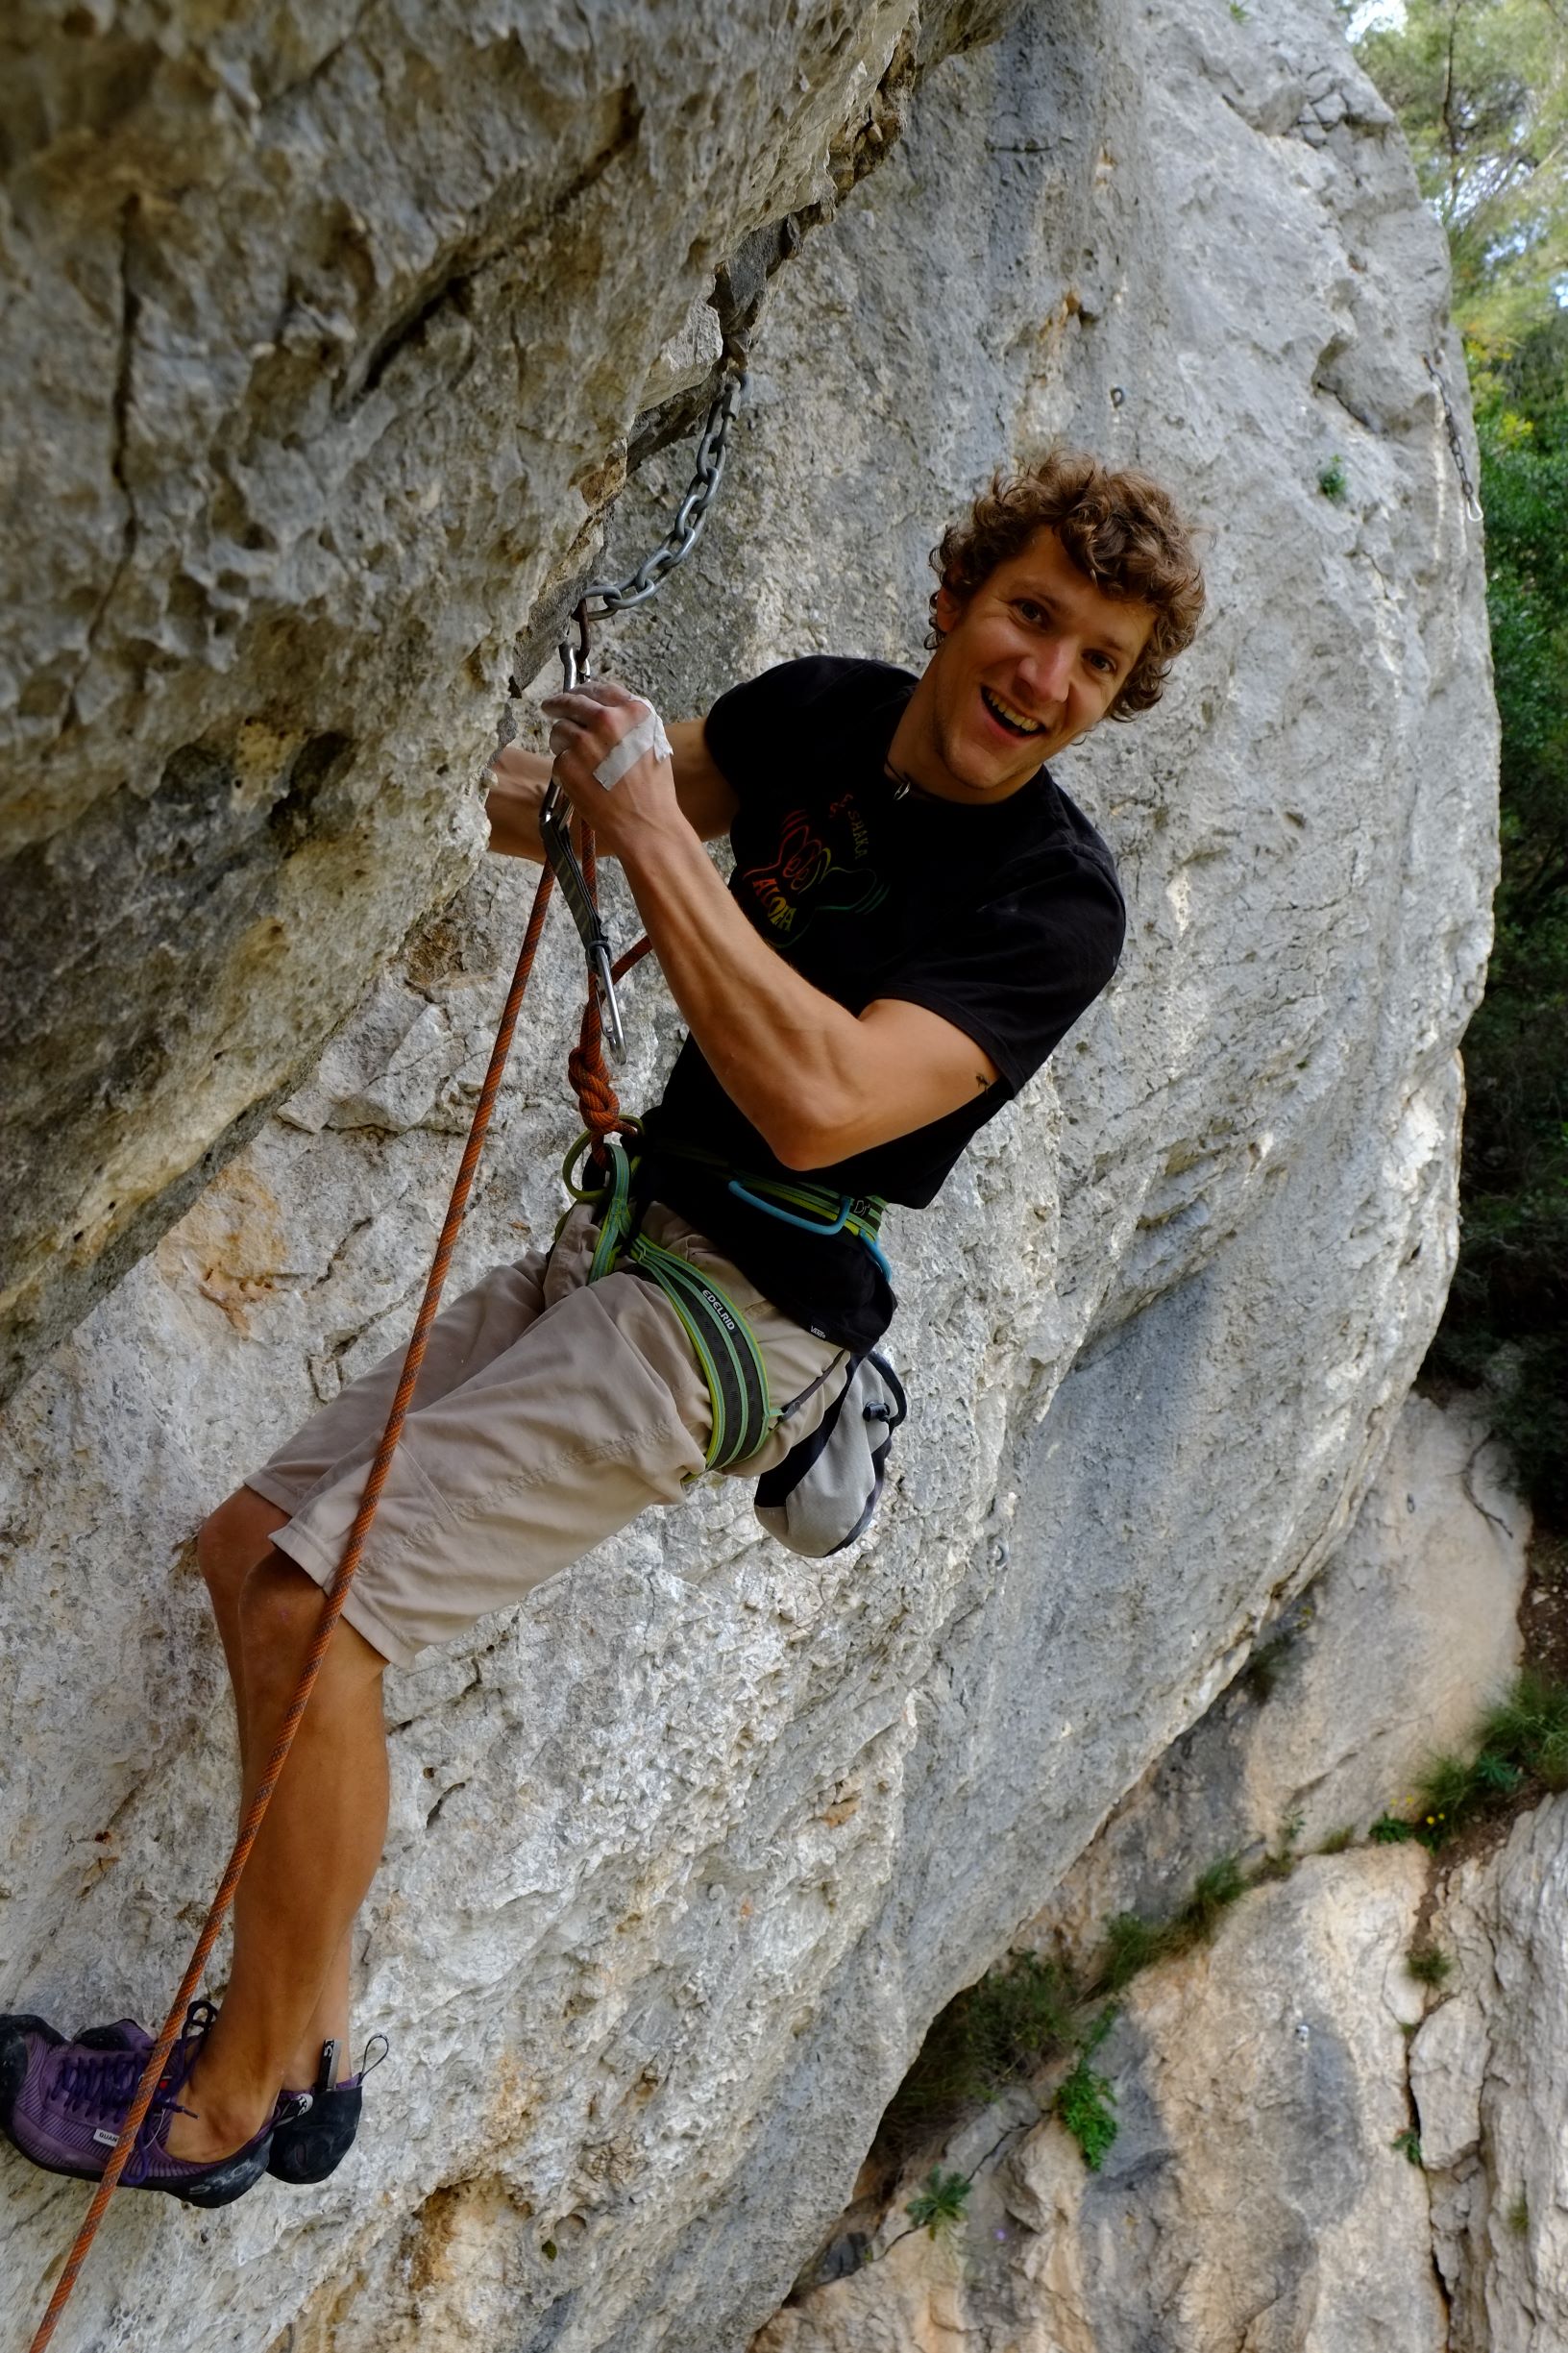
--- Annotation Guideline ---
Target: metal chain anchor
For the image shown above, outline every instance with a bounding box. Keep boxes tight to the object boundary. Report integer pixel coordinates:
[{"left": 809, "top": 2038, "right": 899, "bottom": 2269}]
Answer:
[
  {"left": 537, "top": 361, "right": 747, "bottom": 1054},
  {"left": 1423, "top": 352, "right": 1483, "bottom": 522}
]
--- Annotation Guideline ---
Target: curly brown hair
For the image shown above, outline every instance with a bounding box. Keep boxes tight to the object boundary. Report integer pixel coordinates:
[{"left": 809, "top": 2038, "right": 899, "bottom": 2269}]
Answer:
[{"left": 929, "top": 448, "right": 1206, "bottom": 717}]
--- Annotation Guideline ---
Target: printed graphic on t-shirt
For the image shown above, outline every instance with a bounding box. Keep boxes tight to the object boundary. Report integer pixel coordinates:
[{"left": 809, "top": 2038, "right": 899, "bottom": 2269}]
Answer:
[{"left": 741, "top": 794, "right": 889, "bottom": 943}]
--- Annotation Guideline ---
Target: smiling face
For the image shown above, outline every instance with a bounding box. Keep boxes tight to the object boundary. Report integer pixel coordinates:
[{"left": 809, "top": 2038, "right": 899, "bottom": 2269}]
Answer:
[{"left": 889, "top": 527, "right": 1157, "bottom": 805}]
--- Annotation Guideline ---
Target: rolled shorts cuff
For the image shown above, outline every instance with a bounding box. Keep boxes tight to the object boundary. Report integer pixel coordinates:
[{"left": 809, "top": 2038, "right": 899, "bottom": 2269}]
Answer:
[{"left": 248, "top": 1478, "right": 418, "bottom": 1669}]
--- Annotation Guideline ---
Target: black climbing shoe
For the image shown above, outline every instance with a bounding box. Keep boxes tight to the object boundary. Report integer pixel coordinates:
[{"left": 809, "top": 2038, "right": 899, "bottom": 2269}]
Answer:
[{"left": 268, "top": 2034, "right": 388, "bottom": 2186}]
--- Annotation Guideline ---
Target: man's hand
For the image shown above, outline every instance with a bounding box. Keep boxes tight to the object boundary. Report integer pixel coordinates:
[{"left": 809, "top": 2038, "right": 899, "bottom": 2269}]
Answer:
[{"left": 539, "top": 678, "right": 687, "bottom": 865}]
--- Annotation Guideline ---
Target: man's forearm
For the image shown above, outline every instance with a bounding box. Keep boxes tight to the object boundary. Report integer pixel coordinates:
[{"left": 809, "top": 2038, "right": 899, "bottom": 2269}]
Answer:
[
  {"left": 619, "top": 821, "right": 866, "bottom": 1169},
  {"left": 484, "top": 747, "right": 550, "bottom": 861}
]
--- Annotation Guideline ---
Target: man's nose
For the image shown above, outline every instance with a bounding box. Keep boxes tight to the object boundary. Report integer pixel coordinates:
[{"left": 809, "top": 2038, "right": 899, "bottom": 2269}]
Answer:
[{"left": 1017, "top": 639, "right": 1074, "bottom": 707}]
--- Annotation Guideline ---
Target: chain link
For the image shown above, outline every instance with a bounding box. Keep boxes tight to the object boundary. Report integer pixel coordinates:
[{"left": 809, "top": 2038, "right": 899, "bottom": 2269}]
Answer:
[
  {"left": 582, "top": 367, "right": 747, "bottom": 617},
  {"left": 1423, "top": 352, "right": 1483, "bottom": 522}
]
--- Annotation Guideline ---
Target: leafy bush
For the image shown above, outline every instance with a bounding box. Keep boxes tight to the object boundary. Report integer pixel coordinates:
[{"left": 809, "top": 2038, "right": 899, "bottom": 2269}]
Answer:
[{"left": 1056, "top": 2056, "right": 1118, "bottom": 2171}]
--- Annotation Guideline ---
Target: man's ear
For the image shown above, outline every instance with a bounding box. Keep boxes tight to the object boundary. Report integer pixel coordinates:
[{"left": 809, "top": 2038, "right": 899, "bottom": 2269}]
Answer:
[{"left": 933, "top": 578, "right": 964, "bottom": 637}]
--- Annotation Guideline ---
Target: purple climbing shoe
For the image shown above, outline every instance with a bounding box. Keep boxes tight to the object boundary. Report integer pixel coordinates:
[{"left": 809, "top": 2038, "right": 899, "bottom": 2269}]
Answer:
[
  {"left": 269, "top": 2033, "right": 388, "bottom": 2186},
  {"left": 0, "top": 2001, "right": 279, "bottom": 2208}
]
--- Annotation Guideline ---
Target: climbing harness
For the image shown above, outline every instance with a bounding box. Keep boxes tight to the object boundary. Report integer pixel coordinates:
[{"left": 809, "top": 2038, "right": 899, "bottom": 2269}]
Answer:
[
  {"left": 22, "top": 357, "right": 761, "bottom": 2353},
  {"left": 649, "top": 1135, "right": 893, "bottom": 1284},
  {"left": 1424, "top": 352, "right": 1483, "bottom": 522}
]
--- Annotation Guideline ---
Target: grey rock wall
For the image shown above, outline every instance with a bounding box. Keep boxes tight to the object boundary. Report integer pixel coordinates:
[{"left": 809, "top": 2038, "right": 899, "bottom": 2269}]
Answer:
[
  {"left": 758, "top": 1849, "right": 1445, "bottom": 2353},
  {"left": 761, "top": 1393, "right": 1528, "bottom": 2351},
  {"left": 0, "top": 1, "right": 1495, "bottom": 2349},
  {"left": 0, "top": 0, "right": 969, "bottom": 1398},
  {"left": 1413, "top": 1795, "right": 1568, "bottom": 2352}
]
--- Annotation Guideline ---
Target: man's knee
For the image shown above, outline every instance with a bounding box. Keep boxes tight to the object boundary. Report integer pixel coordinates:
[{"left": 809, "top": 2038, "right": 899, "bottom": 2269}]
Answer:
[
  {"left": 238, "top": 1553, "right": 385, "bottom": 1689},
  {"left": 197, "top": 1486, "right": 289, "bottom": 1606}
]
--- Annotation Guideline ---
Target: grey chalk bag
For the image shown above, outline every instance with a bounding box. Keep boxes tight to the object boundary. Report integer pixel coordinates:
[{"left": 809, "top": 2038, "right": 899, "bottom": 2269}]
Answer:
[{"left": 754, "top": 1349, "right": 908, "bottom": 1557}]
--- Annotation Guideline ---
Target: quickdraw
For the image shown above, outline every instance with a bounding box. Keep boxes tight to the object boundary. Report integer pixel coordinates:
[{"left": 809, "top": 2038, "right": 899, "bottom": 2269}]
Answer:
[{"left": 536, "top": 364, "right": 747, "bottom": 1059}]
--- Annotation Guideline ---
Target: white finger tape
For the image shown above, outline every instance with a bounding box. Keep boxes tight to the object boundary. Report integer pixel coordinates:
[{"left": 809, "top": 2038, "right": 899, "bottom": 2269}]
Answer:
[{"left": 593, "top": 699, "right": 673, "bottom": 791}]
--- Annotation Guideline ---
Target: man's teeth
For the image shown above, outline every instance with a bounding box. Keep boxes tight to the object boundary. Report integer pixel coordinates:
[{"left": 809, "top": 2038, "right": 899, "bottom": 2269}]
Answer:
[{"left": 982, "top": 687, "right": 1042, "bottom": 735}]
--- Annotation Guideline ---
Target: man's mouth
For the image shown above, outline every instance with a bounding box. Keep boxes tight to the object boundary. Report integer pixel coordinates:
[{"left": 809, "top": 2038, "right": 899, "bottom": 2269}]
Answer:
[{"left": 980, "top": 685, "right": 1045, "bottom": 739}]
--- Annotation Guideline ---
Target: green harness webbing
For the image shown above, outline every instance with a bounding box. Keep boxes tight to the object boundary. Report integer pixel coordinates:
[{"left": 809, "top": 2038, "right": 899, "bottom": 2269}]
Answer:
[
  {"left": 562, "top": 1127, "right": 893, "bottom": 1478},
  {"left": 563, "top": 1130, "right": 773, "bottom": 1475}
]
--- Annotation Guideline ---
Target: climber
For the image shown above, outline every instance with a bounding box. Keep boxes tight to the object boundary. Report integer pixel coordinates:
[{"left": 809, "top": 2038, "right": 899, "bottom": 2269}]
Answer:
[{"left": 0, "top": 448, "right": 1204, "bottom": 2208}]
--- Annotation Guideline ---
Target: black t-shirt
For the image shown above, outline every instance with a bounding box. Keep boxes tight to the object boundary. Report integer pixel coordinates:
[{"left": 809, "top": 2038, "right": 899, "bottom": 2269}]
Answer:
[{"left": 641, "top": 656, "right": 1126, "bottom": 1348}]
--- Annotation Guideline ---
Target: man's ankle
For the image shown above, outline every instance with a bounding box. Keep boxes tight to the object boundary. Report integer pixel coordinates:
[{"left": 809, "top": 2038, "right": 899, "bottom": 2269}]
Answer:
[
  {"left": 282, "top": 2030, "right": 349, "bottom": 2095},
  {"left": 172, "top": 2058, "right": 275, "bottom": 2157}
]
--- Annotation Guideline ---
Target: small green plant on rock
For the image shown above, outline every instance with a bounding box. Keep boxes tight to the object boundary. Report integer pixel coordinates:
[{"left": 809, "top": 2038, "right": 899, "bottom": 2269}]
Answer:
[
  {"left": 1053, "top": 2008, "right": 1119, "bottom": 2172},
  {"left": 1242, "top": 1633, "right": 1292, "bottom": 1703},
  {"left": 1369, "top": 1812, "right": 1414, "bottom": 1843},
  {"left": 1183, "top": 1853, "right": 1247, "bottom": 1934},
  {"left": 905, "top": 2168, "right": 971, "bottom": 2239},
  {"left": 1407, "top": 1942, "right": 1455, "bottom": 1989},
  {"left": 1254, "top": 1812, "right": 1304, "bottom": 1882},
  {"left": 1317, "top": 1825, "right": 1357, "bottom": 1854},
  {"left": 1507, "top": 2192, "right": 1530, "bottom": 2238},
  {"left": 1090, "top": 1852, "right": 1248, "bottom": 1998},
  {"left": 1318, "top": 455, "right": 1348, "bottom": 502},
  {"left": 1057, "top": 2053, "right": 1118, "bottom": 2171},
  {"left": 888, "top": 1948, "right": 1082, "bottom": 2128},
  {"left": 1391, "top": 2126, "right": 1423, "bottom": 2166},
  {"left": 1478, "top": 1669, "right": 1568, "bottom": 1793},
  {"left": 1411, "top": 1752, "right": 1475, "bottom": 1845}
]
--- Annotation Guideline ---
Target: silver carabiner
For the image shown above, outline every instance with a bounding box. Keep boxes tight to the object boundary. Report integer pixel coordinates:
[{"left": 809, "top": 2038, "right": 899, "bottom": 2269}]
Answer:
[{"left": 539, "top": 603, "right": 626, "bottom": 1056}]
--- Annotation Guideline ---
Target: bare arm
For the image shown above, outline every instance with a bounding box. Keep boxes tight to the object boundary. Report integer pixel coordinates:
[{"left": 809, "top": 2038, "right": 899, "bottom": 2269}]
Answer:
[
  {"left": 484, "top": 719, "right": 737, "bottom": 859},
  {"left": 538, "top": 682, "right": 999, "bottom": 1170}
]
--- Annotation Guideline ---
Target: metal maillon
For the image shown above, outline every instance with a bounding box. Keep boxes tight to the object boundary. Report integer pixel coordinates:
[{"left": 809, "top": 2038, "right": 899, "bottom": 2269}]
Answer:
[{"left": 538, "top": 364, "right": 748, "bottom": 1054}]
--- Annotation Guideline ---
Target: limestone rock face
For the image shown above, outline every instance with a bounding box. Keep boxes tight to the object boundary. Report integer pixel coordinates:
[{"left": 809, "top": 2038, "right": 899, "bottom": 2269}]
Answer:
[
  {"left": 0, "top": 3, "right": 1495, "bottom": 2352},
  {"left": 758, "top": 1392, "right": 1525, "bottom": 2353},
  {"left": 756, "top": 1849, "right": 1444, "bottom": 2353},
  {"left": 1021, "top": 1393, "right": 1527, "bottom": 1953},
  {"left": 0, "top": 0, "right": 966, "bottom": 1396},
  {"left": 1413, "top": 1796, "right": 1568, "bottom": 2353}
]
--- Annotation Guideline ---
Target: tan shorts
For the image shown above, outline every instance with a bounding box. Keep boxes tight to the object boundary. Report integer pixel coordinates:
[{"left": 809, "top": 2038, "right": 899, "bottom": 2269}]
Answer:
[{"left": 246, "top": 1201, "right": 845, "bottom": 1668}]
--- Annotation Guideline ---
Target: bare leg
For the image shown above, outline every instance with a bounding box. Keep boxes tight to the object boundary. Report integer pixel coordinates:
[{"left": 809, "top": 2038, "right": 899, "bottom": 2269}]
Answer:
[
  {"left": 176, "top": 1524, "right": 388, "bottom": 2160},
  {"left": 197, "top": 1492, "right": 355, "bottom": 2089}
]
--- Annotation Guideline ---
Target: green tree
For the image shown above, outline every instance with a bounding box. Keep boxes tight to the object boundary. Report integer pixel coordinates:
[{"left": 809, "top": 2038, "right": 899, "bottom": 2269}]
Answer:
[
  {"left": 1348, "top": 0, "right": 1568, "bottom": 348},
  {"left": 1348, "top": 5, "right": 1568, "bottom": 1517},
  {"left": 1431, "top": 324, "right": 1568, "bottom": 1514}
]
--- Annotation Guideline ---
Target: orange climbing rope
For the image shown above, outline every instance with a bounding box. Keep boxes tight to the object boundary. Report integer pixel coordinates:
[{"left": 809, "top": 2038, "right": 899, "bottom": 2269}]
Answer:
[{"left": 26, "top": 833, "right": 649, "bottom": 2353}]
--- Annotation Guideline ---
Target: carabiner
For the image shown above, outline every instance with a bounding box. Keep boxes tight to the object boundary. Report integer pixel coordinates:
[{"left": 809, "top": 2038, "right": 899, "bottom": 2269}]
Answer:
[{"left": 540, "top": 601, "right": 625, "bottom": 1055}]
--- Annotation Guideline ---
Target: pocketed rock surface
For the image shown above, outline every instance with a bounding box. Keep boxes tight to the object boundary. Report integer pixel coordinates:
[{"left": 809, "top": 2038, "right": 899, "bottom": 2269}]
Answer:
[
  {"left": 0, "top": 1, "right": 1498, "bottom": 2350},
  {"left": 1412, "top": 1795, "right": 1568, "bottom": 2353},
  {"left": 1, "top": 0, "right": 984, "bottom": 1395}
]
